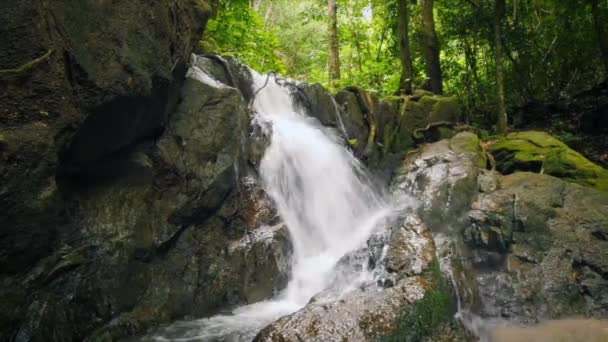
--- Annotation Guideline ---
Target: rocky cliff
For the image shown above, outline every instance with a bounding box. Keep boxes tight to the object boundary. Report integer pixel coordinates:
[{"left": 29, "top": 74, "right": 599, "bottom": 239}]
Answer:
[{"left": 0, "top": 1, "right": 228, "bottom": 340}]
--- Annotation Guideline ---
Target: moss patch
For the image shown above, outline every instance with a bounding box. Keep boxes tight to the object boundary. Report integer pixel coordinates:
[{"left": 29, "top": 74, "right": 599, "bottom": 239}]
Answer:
[
  {"left": 491, "top": 131, "right": 608, "bottom": 192},
  {"left": 450, "top": 132, "right": 481, "bottom": 155},
  {"left": 382, "top": 260, "right": 455, "bottom": 342}
]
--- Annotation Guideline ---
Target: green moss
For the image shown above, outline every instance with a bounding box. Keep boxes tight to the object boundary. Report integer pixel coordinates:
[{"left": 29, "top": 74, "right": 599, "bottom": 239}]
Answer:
[
  {"left": 394, "top": 129, "right": 414, "bottom": 153},
  {"left": 348, "top": 138, "right": 359, "bottom": 147},
  {"left": 491, "top": 131, "right": 608, "bottom": 192},
  {"left": 450, "top": 132, "right": 480, "bottom": 154},
  {"left": 437, "top": 127, "right": 455, "bottom": 140},
  {"left": 382, "top": 95, "right": 406, "bottom": 103},
  {"left": 506, "top": 131, "right": 566, "bottom": 148},
  {"left": 382, "top": 260, "right": 454, "bottom": 342},
  {"left": 429, "top": 96, "right": 461, "bottom": 123},
  {"left": 554, "top": 283, "right": 586, "bottom": 314},
  {"left": 192, "top": 0, "right": 213, "bottom": 14},
  {"left": 0, "top": 49, "right": 54, "bottom": 77},
  {"left": 413, "top": 89, "right": 434, "bottom": 97},
  {"left": 401, "top": 100, "right": 431, "bottom": 132},
  {"left": 383, "top": 126, "right": 394, "bottom": 154}
]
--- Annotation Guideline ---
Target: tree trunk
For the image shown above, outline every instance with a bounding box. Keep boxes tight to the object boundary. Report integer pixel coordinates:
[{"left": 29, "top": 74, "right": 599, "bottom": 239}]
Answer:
[
  {"left": 494, "top": 0, "right": 508, "bottom": 135},
  {"left": 328, "top": 0, "right": 341, "bottom": 86},
  {"left": 398, "top": 0, "right": 414, "bottom": 95},
  {"left": 592, "top": 0, "right": 608, "bottom": 76},
  {"left": 420, "top": 0, "right": 443, "bottom": 94}
]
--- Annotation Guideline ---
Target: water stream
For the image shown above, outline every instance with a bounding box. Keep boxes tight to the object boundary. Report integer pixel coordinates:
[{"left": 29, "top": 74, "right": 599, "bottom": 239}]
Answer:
[{"left": 148, "top": 69, "right": 392, "bottom": 341}]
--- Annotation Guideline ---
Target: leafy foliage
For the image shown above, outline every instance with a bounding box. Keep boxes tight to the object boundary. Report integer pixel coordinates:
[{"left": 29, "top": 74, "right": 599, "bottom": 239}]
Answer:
[
  {"left": 203, "top": 0, "right": 608, "bottom": 128},
  {"left": 202, "top": 0, "right": 286, "bottom": 73}
]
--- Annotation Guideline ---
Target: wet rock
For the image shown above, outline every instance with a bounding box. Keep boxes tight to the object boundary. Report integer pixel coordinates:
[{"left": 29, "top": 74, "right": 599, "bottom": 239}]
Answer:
[
  {"left": 1, "top": 1, "right": 217, "bottom": 339},
  {"left": 464, "top": 172, "right": 608, "bottom": 322},
  {"left": 192, "top": 55, "right": 255, "bottom": 101},
  {"left": 0, "top": 58, "right": 292, "bottom": 341},
  {"left": 254, "top": 277, "right": 428, "bottom": 342},
  {"left": 392, "top": 132, "right": 484, "bottom": 231},
  {"left": 334, "top": 89, "right": 369, "bottom": 143},
  {"left": 386, "top": 213, "right": 435, "bottom": 276},
  {"left": 295, "top": 83, "right": 343, "bottom": 129},
  {"left": 392, "top": 132, "right": 485, "bottom": 316},
  {"left": 227, "top": 223, "right": 292, "bottom": 303},
  {"left": 254, "top": 178, "right": 440, "bottom": 341}
]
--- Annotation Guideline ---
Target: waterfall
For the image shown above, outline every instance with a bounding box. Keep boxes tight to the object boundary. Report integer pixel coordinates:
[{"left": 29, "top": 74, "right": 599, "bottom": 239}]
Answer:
[{"left": 149, "top": 70, "right": 391, "bottom": 341}]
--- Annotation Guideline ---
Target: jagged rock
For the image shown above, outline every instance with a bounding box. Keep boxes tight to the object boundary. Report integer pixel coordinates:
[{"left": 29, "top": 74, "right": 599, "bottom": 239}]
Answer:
[
  {"left": 1, "top": 1, "right": 216, "bottom": 339},
  {"left": 388, "top": 131, "right": 608, "bottom": 334},
  {"left": 334, "top": 89, "right": 369, "bottom": 144},
  {"left": 295, "top": 83, "right": 343, "bottom": 128},
  {"left": 491, "top": 131, "right": 608, "bottom": 191},
  {"left": 253, "top": 168, "right": 446, "bottom": 342},
  {"left": 0, "top": 57, "right": 294, "bottom": 341},
  {"left": 464, "top": 172, "right": 608, "bottom": 322},
  {"left": 386, "top": 213, "right": 435, "bottom": 276},
  {"left": 254, "top": 277, "right": 429, "bottom": 342},
  {"left": 392, "top": 132, "right": 485, "bottom": 317},
  {"left": 392, "top": 132, "right": 484, "bottom": 230}
]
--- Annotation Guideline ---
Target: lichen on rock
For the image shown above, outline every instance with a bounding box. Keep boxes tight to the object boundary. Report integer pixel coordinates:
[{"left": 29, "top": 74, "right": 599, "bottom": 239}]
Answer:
[{"left": 491, "top": 131, "right": 608, "bottom": 192}]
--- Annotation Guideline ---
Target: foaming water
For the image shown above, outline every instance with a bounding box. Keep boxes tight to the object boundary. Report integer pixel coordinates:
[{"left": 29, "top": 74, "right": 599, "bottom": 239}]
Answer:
[{"left": 149, "top": 69, "right": 391, "bottom": 341}]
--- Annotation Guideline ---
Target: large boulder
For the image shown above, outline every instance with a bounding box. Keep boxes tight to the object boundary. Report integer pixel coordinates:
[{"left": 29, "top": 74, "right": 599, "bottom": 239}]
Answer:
[
  {"left": 333, "top": 88, "right": 462, "bottom": 174},
  {"left": 491, "top": 131, "right": 608, "bottom": 192},
  {"left": 1, "top": 2, "right": 216, "bottom": 338},
  {"left": 254, "top": 212, "right": 448, "bottom": 342},
  {"left": 0, "top": 59, "right": 292, "bottom": 341},
  {"left": 334, "top": 88, "right": 369, "bottom": 145},
  {"left": 253, "top": 133, "right": 482, "bottom": 342},
  {"left": 464, "top": 172, "right": 608, "bottom": 322},
  {"left": 392, "top": 132, "right": 486, "bottom": 316},
  {"left": 393, "top": 132, "right": 485, "bottom": 230},
  {"left": 397, "top": 131, "right": 608, "bottom": 329},
  {"left": 295, "top": 82, "right": 344, "bottom": 129}
]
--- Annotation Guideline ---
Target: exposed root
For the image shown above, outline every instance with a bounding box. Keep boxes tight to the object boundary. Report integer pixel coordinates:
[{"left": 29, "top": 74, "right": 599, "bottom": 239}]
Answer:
[{"left": 0, "top": 49, "right": 54, "bottom": 77}]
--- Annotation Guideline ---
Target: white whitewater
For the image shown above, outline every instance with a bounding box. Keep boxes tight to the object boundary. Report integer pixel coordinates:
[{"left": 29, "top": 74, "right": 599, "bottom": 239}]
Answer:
[{"left": 151, "top": 70, "right": 391, "bottom": 341}]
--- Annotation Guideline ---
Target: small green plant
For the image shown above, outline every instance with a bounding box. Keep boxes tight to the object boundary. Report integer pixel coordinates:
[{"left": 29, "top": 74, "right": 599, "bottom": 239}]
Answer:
[{"left": 382, "top": 260, "right": 454, "bottom": 342}]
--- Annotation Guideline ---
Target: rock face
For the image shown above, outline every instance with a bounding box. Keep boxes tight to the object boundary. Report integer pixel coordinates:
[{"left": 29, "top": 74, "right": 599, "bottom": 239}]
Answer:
[
  {"left": 252, "top": 134, "right": 487, "bottom": 342},
  {"left": 385, "top": 131, "right": 608, "bottom": 336},
  {"left": 391, "top": 132, "right": 486, "bottom": 316},
  {"left": 0, "top": 5, "right": 302, "bottom": 338},
  {"left": 395, "top": 130, "right": 608, "bottom": 325},
  {"left": 254, "top": 211, "right": 443, "bottom": 342},
  {"left": 5, "top": 8, "right": 603, "bottom": 339},
  {"left": 465, "top": 172, "right": 608, "bottom": 321},
  {"left": 331, "top": 87, "right": 462, "bottom": 177}
]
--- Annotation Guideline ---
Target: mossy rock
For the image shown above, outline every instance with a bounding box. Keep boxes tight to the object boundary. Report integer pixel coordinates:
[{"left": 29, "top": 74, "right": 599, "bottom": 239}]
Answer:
[
  {"left": 428, "top": 96, "right": 461, "bottom": 124},
  {"left": 491, "top": 131, "right": 608, "bottom": 192},
  {"left": 382, "top": 260, "right": 456, "bottom": 342},
  {"left": 401, "top": 95, "right": 461, "bottom": 134}
]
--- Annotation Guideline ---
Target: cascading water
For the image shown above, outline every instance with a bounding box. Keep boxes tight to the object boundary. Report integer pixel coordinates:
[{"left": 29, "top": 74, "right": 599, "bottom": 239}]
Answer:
[{"left": 148, "top": 68, "right": 392, "bottom": 341}]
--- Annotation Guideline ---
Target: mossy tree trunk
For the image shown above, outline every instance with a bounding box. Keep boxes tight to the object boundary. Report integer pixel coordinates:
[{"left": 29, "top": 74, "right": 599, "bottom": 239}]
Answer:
[
  {"left": 398, "top": 0, "right": 414, "bottom": 95},
  {"left": 494, "top": 0, "right": 508, "bottom": 135},
  {"left": 328, "top": 0, "right": 341, "bottom": 87},
  {"left": 421, "top": 0, "right": 443, "bottom": 95},
  {"left": 592, "top": 0, "right": 608, "bottom": 77}
]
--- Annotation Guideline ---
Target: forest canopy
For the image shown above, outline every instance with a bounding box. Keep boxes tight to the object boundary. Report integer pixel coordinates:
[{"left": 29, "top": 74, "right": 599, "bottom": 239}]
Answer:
[{"left": 202, "top": 0, "right": 608, "bottom": 134}]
